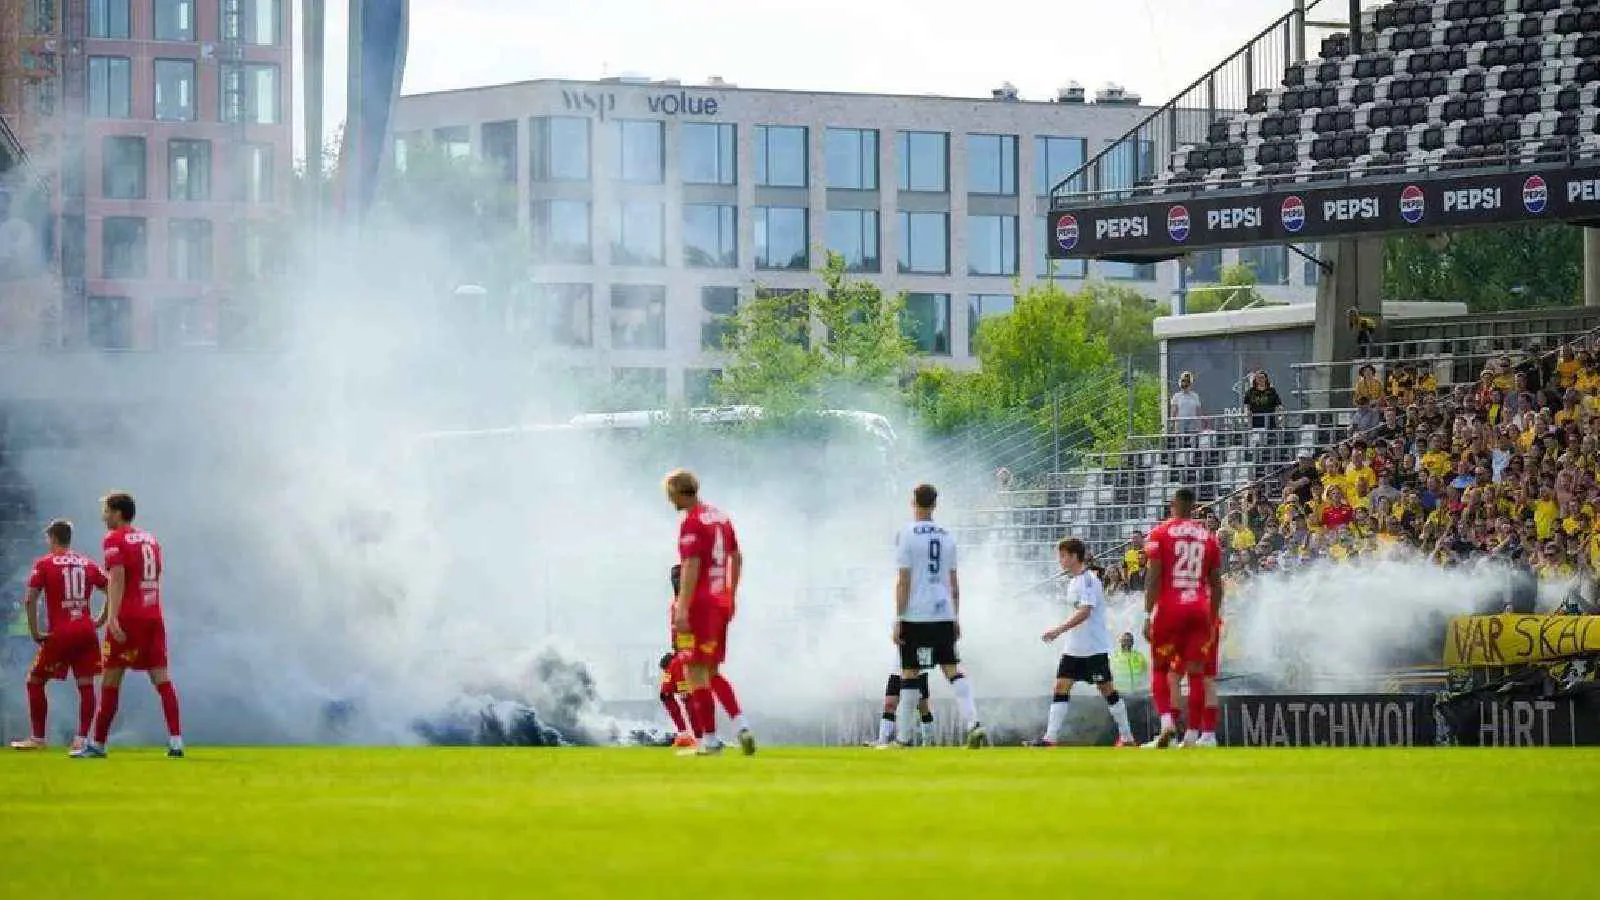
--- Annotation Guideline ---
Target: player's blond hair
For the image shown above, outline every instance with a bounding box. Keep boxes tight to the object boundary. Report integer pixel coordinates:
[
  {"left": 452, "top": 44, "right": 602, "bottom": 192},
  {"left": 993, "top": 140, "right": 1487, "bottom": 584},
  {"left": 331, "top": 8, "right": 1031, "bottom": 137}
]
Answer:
[{"left": 664, "top": 469, "right": 700, "bottom": 498}]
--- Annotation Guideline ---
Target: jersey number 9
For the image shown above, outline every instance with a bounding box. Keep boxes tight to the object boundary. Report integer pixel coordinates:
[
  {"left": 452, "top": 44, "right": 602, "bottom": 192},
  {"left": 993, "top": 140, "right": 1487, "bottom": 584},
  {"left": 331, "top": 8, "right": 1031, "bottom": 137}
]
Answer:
[{"left": 928, "top": 539, "right": 941, "bottom": 575}]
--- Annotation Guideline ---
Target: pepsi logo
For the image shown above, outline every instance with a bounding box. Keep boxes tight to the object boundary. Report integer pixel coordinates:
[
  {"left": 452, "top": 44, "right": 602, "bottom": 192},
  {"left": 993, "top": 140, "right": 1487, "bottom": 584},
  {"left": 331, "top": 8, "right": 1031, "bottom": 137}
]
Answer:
[
  {"left": 1523, "top": 174, "right": 1548, "bottom": 215},
  {"left": 1399, "top": 185, "right": 1426, "bottom": 224},
  {"left": 1167, "top": 205, "right": 1191, "bottom": 242},
  {"left": 1281, "top": 196, "right": 1307, "bottom": 234},
  {"left": 1055, "top": 214, "right": 1080, "bottom": 251}
]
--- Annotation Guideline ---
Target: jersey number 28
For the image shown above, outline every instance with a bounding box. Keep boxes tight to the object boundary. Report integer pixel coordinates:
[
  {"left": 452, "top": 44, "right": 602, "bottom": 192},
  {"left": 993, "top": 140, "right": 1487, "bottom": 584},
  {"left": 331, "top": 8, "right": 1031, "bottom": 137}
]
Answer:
[{"left": 1172, "top": 540, "right": 1205, "bottom": 585}]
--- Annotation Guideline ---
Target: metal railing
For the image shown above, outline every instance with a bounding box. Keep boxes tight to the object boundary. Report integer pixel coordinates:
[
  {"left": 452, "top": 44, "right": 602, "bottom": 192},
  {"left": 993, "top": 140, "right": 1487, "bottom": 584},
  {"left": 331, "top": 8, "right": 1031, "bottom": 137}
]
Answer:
[
  {"left": 1384, "top": 309, "right": 1600, "bottom": 349},
  {"left": 1048, "top": 0, "right": 1341, "bottom": 205}
]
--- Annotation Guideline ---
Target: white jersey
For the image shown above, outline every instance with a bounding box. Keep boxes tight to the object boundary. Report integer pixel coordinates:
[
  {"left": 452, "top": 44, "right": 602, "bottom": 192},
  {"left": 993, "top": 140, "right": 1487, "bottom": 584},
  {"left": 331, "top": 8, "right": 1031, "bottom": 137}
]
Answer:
[
  {"left": 1060, "top": 568, "right": 1113, "bottom": 657},
  {"left": 895, "top": 520, "right": 957, "bottom": 622}
]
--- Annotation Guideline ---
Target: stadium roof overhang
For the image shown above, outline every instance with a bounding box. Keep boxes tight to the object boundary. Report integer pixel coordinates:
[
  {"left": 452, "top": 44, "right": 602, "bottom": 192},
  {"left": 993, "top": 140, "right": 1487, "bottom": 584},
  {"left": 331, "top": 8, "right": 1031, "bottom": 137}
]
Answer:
[{"left": 1047, "top": 159, "right": 1600, "bottom": 264}]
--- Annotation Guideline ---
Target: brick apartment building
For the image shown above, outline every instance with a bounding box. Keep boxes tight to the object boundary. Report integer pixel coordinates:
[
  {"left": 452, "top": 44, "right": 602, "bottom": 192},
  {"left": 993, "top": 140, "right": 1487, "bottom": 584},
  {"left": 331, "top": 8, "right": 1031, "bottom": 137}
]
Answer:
[{"left": 0, "top": 0, "right": 294, "bottom": 350}]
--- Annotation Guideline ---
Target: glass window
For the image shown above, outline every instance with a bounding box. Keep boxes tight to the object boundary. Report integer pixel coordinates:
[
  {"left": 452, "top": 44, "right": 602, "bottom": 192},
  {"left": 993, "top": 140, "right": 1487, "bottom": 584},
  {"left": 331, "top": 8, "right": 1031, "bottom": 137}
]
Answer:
[
  {"left": 683, "top": 123, "right": 736, "bottom": 185},
  {"left": 826, "top": 209, "right": 880, "bottom": 273},
  {"left": 1101, "top": 260, "right": 1156, "bottom": 281},
  {"left": 902, "top": 293, "right": 952, "bottom": 355},
  {"left": 1239, "top": 246, "right": 1290, "bottom": 286},
  {"left": 610, "top": 119, "right": 664, "bottom": 184},
  {"left": 238, "top": 143, "right": 273, "bottom": 202},
  {"left": 226, "top": 0, "right": 282, "bottom": 46},
  {"left": 88, "top": 57, "right": 132, "bottom": 119},
  {"left": 898, "top": 211, "right": 948, "bottom": 274},
  {"left": 1035, "top": 136, "right": 1088, "bottom": 195},
  {"left": 968, "top": 293, "right": 1015, "bottom": 350},
  {"left": 101, "top": 136, "right": 146, "bottom": 200},
  {"left": 154, "top": 0, "right": 195, "bottom": 41},
  {"left": 168, "top": 139, "right": 211, "bottom": 201},
  {"left": 481, "top": 121, "right": 518, "bottom": 184},
  {"left": 755, "top": 125, "right": 808, "bottom": 187},
  {"left": 238, "top": 222, "right": 285, "bottom": 279},
  {"left": 612, "top": 368, "right": 668, "bottom": 407},
  {"left": 154, "top": 59, "right": 197, "bottom": 122},
  {"left": 826, "top": 128, "right": 878, "bottom": 190},
  {"left": 428, "top": 126, "right": 468, "bottom": 160},
  {"left": 1100, "top": 139, "right": 1156, "bottom": 193},
  {"left": 700, "top": 286, "right": 739, "bottom": 351},
  {"left": 755, "top": 206, "right": 809, "bottom": 270},
  {"left": 531, "top": 116, "right": 590, "bottom": 181},
  {"left": 967, "top": 134, "right": 1018, "bottom": 196},
  {"left": 896, "top": 131, "right": 948, "bottom": 192},
  {"left": 222, "top": 63, "right": 279, "bottom": 124},
  {"left": 1299, "top": 243, "right": 1321, "bottom": 285},
  {"left": 86, "top": 296, "right": 133, "bottom": 350},
  {"left": 532, "top": 199, "right": 591, "bottom": 264},
  {"left": 1186, "top": 250, "right": 1223, "bottom": 284},
  {"left": 612, "top": 201, "right": 665, "bottom": 266},
  {"left": 154, "top": 298, "right": 205, "bottom": 349},
  {"left": 168, "top": 218, "right": 213, "bottom": 282},
  {"left": 967, "top": 214, "right": 1018, "bottom": 276},
  {"left": 683, "top": 204, "right": 738, "bottom": 269},
  {"left": 102, "top": 217, "right": 148, "bottom": 279},
  {"left": 23, "top": 0, "right": 55, "bottom": 34},
  {"left": 513, "top": 284, "right": 593, "bottom": 348},
  {"left": 610, "top": 285, "right": 667, "bottom": 350},
  {"left": 685, "top": 369, "right": 723, "bottom": 406},
  {"left": 90, "top": 0, "right": 131, "bottom": 38},
  {"left": 1036, "top": 216, "right": 1087, "bottom": 278}
]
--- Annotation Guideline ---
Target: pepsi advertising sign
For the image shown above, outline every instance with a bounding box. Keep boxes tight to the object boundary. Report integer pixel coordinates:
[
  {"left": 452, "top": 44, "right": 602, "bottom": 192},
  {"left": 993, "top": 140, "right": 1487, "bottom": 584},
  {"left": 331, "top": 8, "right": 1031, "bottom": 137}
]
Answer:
[{"left": 1048, "top": 163, "right": 1600, "bottom": 259}]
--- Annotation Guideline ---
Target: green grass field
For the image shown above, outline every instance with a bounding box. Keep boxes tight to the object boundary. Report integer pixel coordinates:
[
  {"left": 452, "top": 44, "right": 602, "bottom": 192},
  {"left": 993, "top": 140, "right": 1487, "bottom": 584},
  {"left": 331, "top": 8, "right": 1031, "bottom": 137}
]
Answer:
[{"left": 2, "top": 747, "right": 1596, "bottom": 898}]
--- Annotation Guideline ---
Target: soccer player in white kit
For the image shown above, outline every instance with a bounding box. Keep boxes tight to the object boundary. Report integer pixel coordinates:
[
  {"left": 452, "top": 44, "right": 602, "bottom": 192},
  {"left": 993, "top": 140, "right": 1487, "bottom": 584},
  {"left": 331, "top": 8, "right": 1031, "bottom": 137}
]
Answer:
[
  {"left": 890, "top": 483, "right": 986, "bottom": 749},
  {"left": 1032, "top": 537, "right": 1138, "bottom": 747}
]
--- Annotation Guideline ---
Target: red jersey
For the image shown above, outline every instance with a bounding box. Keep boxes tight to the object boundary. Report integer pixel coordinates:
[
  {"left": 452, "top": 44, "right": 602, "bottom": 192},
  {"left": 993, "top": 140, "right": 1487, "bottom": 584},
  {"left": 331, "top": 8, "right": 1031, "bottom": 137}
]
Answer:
[
  {"left": 677, "top": 502, "right": 739, "bottom": 610},
  {"left": 1144, "top": 516, "right": 1222, "bottom": 612},
  {"left": 103, "top": 526, "right": 164, "bottom": 622},
  {"left": 27, "top": 551, "right": 107, "bottom": 636}
]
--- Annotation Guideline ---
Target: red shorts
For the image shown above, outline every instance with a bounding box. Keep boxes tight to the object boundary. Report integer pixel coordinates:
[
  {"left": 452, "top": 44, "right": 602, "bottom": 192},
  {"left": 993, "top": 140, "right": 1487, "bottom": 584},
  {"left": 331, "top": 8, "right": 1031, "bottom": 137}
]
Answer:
[
  {"left": 1151, "top": 603, "right": 1214, "bottom": 674},
  {"left": 674, "top": 602, "right": 729, "bottom": 666},
  {"left": 29, "top": 629, "right": 101, "bottom": 681},
  {"left": 103, "top": 617, "right": 169, "bottom": 671},
  {"left": 660, "top": 655, "right": 689, "bottom": 694}
]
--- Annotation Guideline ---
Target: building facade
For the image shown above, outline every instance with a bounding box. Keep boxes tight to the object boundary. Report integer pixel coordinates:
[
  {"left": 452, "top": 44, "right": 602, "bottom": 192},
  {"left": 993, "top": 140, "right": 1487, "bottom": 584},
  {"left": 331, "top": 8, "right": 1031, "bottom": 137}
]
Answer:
[
  {"left": 391, "top": 78, "right": 1322, "bottom": 405},
  {"left": 0, "top": 0, "right": 295, "bottom": 351}
]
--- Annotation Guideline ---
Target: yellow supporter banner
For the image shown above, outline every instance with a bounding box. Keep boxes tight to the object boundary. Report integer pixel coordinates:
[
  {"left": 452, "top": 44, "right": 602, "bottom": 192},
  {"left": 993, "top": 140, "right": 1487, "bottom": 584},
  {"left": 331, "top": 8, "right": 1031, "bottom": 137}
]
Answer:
[{"left": 1444, "top": 615, "right": 1600, "bottom": 668}]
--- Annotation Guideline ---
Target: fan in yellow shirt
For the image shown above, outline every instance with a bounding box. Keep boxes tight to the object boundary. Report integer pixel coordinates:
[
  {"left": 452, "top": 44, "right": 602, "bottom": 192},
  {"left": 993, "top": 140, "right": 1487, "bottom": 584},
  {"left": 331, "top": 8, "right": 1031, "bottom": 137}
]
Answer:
[
  {"left": 1229, "top": 519, "right": 1258, "bottom": 552},
  {"left": 1533, "top": 492, "right": 1560, "bottom": 540}
]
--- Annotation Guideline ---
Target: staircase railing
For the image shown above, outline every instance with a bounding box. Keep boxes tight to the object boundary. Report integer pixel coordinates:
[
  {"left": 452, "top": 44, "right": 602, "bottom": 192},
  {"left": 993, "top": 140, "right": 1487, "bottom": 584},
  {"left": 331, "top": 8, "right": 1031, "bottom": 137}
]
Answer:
[{"left": 1049, "top": 0, "right": 1344, "bottom": 206}]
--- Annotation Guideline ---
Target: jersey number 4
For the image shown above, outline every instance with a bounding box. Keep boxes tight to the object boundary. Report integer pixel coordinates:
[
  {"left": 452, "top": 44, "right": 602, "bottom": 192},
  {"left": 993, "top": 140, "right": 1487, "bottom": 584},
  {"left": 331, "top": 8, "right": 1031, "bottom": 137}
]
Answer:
[
  {"left": 708, "top": 530, "right": 727, "bottom": 594},
  {"left": 1172, "top": 540, "right": 1205, "bottom": 585}
]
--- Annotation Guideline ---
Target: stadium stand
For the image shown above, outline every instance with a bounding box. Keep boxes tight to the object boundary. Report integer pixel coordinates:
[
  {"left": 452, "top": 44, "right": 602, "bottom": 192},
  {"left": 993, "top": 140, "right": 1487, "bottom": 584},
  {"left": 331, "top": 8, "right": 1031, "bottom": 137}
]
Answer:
[{"left": 1139, "top": 0, "right": 1600, "bottom": 196}]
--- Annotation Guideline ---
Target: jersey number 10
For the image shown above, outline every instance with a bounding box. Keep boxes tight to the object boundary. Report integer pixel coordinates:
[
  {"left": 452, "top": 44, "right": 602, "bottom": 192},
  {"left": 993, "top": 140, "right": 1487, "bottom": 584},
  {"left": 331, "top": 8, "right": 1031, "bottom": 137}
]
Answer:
[{"left": 63, "top": 566, "right": 88, "bottom": 601}]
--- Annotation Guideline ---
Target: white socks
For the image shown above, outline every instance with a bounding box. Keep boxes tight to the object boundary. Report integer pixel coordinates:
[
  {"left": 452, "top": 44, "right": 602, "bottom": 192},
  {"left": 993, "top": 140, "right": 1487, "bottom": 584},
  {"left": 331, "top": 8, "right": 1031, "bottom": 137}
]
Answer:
[
  {"left": 1045, "top": 700, "right": 1070, "bottom": 742},
  {"left": 951, "top": 676, "right": 979, "bottom": 728},
  {"left": 731, "top": 714, "right": 750, "bottom": 734},
  {"left": 878, "top": 716, "right": 897, "bottom": 744},
  {"left": 1107, "top": 698, "right": 1134, "bottom": 741},
  {"left": 897, "top": 688, "right": 922, "bottom": 742}
]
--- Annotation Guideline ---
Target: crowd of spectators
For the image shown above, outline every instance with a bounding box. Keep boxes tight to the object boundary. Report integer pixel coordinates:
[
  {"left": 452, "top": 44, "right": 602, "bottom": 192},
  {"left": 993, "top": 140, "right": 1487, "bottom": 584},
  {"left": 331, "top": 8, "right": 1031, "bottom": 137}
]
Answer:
[{"left": 1106, "top": 335, "right": 1600, "bottom": 614}]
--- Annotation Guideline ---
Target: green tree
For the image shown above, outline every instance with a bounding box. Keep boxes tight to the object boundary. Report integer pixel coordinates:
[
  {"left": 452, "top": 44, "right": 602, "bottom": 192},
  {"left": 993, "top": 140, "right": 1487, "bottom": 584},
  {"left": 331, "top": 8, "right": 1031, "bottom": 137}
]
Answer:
[
  {"left": 1183, "top": 262, "right": 1280, "bottom": 314},
  {"left": 1080, "top": 282, "right": 1162, "bottom": 372},
  {"left": 716, "top": 253, "right": 914, "bottom": 415},
  {"left": 1383, "top": 224, "right": 1581, "bottom": 310}
]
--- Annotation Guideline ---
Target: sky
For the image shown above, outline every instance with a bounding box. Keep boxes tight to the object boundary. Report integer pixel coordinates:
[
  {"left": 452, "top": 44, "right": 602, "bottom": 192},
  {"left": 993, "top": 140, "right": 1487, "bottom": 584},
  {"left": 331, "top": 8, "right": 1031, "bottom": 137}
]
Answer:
[{"left": 296, "top": 0, "right": 1346, "bottom": 159}]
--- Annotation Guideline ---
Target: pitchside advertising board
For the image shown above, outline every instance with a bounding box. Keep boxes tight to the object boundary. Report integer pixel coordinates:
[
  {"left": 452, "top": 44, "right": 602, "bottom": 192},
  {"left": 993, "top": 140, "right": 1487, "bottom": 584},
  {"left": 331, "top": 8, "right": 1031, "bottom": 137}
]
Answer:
[
  {"left": 1219, "top": 694, "right": 1600, "bottom": 747},
  {"left": 1048, "top": 165, "right": 1600, "bottom": 259}
]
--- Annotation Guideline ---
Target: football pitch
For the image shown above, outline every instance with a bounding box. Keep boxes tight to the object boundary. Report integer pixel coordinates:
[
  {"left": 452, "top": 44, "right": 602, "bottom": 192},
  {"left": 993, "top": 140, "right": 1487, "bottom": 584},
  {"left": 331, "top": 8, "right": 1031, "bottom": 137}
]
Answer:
[{"left": 2, "top": 747, "right": 1596, "bottom": 899}]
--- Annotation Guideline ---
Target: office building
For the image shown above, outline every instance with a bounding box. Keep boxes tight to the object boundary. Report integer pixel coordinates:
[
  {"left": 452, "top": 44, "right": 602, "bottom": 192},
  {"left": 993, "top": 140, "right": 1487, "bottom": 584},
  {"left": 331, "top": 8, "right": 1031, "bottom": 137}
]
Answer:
[
  {"left": 392, "top": 77, "right": 1320, "bottom": 405},
  {"left": 0, "top": 0, "right": 295, "bottom": 350}
]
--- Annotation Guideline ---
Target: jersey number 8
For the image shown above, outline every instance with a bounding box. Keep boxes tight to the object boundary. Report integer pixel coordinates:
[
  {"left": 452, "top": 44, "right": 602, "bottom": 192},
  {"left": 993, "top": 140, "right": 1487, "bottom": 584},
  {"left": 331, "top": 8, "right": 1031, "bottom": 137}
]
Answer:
[{"left": 140, "top": 544, "right": 158, "bottom": 582}]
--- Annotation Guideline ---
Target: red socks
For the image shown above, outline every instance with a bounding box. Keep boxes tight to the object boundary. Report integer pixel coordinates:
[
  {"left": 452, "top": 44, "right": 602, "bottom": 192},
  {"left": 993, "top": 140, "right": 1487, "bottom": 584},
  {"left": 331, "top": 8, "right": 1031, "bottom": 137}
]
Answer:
[
  {"left": 711, "top": 674, "right": 742, "bottom": 718},
  {"left": 1151, "top": 667, "right": 1174, "bottom": 718},
  {"left": 77, "top": 684, "right": 96, "bottom": 738},
  {"left": 156, "top": 682, "right": 182, "bottom": 738},
  {"left": 689, "top": 687, "right": 716, "bottom": 738},
  {"left": 92, "top": 684, "right": 120, "bottom": 745},
  {"left": 26, "top": 682, "right": 46, "bottom": 740},
  {"left": 1202, "top": 704, "right": 1218, "bottom": 734},
  {"left": 1187, "top": 673, "right": 1207, "bottom": 734},
  {"left": 661, "top": 693, "right": 688, "bottom": 733}
]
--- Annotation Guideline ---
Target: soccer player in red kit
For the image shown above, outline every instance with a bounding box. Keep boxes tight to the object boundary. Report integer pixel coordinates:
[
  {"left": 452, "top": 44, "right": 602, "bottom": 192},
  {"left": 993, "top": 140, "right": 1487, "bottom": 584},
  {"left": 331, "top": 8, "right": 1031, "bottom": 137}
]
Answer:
[
  {"left": 9, "top": 520, "right": 106, "bottom": 753},
  {"left": 1142, "top": 488, "right": 1224, "bottom": 749},
  {"left": 666, "top": 469, "right": 755, "bottom": 756},
  {"left": 75, "top": 492, "right": 184, "bottom": 759},
  {"left": 658, "top": 651, "right": 694, "bottom": 747}
]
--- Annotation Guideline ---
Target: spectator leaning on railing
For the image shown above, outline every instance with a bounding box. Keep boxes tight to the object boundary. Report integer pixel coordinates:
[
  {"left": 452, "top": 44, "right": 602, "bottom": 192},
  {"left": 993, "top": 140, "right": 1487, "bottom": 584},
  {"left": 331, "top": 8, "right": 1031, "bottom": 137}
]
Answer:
[{"left": 1242, "top": 371, "right": 1283, "bottom": 431}]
